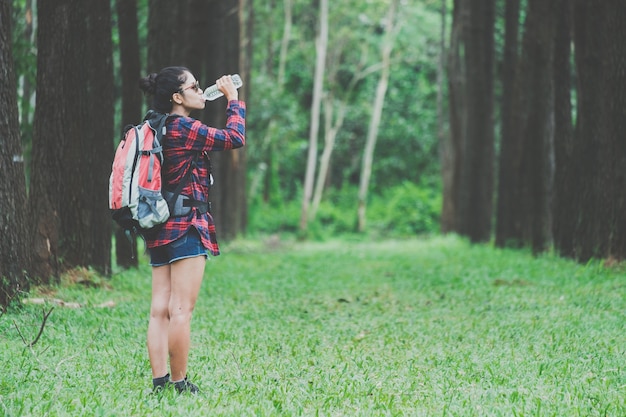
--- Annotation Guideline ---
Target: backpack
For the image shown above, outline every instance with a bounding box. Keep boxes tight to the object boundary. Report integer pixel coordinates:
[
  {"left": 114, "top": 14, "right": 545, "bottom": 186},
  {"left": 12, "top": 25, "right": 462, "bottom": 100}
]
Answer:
[{"left": 109, "top": 111, "right": 197, "bottom": 236}]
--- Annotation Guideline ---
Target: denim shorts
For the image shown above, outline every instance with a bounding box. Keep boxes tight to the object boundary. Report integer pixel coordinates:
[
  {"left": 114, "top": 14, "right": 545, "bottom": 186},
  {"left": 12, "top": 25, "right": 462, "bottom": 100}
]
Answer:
[{"left": 149, "top": 227, "right": 208, "bottom": 267}]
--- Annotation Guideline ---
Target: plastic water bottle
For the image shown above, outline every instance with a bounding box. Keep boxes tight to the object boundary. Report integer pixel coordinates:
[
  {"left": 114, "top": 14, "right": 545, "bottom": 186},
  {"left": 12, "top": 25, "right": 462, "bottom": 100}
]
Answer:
[{"left": 202, "top": 74, "right": 243, "bottom": 101}]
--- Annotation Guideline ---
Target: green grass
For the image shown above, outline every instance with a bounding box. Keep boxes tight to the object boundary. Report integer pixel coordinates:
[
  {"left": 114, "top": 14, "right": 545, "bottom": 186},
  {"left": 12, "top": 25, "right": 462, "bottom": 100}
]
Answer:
[{"left": 1, "top": 235, "right": 625, "bottom": 416}]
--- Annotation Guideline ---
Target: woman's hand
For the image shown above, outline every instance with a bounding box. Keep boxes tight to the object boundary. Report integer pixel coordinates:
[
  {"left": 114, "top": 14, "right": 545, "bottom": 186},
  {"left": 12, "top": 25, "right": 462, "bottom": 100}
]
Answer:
[{"left": 216, "top": 75, "right": 239, "bottom": 101}]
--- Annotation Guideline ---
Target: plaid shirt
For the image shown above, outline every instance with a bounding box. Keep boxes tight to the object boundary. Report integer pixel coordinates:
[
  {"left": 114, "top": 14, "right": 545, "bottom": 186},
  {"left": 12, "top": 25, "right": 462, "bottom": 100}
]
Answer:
[{"left": 146, "top": 100, "right": 246, "bottom": 255}]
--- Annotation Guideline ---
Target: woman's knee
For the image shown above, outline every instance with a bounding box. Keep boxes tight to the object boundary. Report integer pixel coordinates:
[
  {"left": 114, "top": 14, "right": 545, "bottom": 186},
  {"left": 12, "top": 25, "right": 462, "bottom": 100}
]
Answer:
[
  {"left": 150, "top": 302, "right": 170, "bottom": 320},
  {"left": 168, "top": 302, "right": 195, "bottom": 321}
]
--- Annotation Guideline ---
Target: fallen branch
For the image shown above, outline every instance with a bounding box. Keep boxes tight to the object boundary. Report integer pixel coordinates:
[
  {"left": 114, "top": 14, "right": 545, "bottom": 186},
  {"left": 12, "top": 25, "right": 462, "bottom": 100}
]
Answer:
[{"left": 13, "top": 307, "right": 54, "bottom": 347}]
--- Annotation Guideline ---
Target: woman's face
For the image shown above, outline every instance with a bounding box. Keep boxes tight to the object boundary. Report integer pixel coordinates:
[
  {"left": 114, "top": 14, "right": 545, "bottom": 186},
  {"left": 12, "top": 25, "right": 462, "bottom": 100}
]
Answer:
[{"left": 175, "top": 71, "right": 206, "bottom": 112}]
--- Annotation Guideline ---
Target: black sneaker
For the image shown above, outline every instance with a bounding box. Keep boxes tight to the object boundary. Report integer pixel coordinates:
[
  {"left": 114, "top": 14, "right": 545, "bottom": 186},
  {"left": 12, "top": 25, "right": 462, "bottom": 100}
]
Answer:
[
  {"left": 173, "top": 376, "right": 199, "bottom": 394},
  {"left": 152, "top": 373, "right": 170, "bottom": 393}
]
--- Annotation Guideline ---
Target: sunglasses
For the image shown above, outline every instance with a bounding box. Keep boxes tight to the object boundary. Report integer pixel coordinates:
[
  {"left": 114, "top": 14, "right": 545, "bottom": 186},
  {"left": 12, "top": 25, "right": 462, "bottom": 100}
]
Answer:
[{"left": 179, "top": 80, "right": 201, "bottom": 94}]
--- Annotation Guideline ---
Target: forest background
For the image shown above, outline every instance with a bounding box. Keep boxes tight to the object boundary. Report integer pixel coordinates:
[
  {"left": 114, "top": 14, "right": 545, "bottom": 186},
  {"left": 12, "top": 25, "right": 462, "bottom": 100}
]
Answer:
[{"left": 2, "top": 0, "right": 626, "bottom": 308}]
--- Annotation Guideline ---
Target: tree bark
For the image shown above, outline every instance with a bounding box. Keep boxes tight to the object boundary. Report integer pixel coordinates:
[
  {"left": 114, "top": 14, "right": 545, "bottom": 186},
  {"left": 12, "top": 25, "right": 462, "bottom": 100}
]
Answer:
[
  {"left": 115, "top": 0, "right": 142, "bottom": 268},
  {"left": 300, "top": 0, "right": 327, "bottom": 232},
  {"left": 0, "top": 0, "right": 31, "bottom": 307},
  {"left": 30, "top": 1, "right": 72, "bottom": 282},
  {"left": 494, "top": 0, "right": 521, "bottom": 247},
  {"left": 441, "top": 0, "right": 467, "bottom": 234},
  {"left": 506, "top": 0, "right": 557, "bottom": 253},
  {"left": 571, "top": 1, "right": 606, "bottom": 260},
  {"left": 572, "top": 1, "right": 626, "bottom": 260},
  {"left": 66, "top": 1, "right": 113, "bottom": 274},
  {"left": 148, "top": 0, "right": 181, "bottom": 71},
  {"left": 357, "top": 0, "right": 400, "bottom": 232},
  {"left": 600, "top": 2, "right": 626, "bottom": 259},
  {"left": 311, "top": 95, "right": 347, "bottom": 219},
  {"left": 30, "top": 0, "right": 113, "bottom": 281},
  {"left": 457, "top": 0, "right": 495, "bottom": 242},
  {"left": 256, "top": 0, "right": 288, "bottom": 205},
  {"left": 552, "top": 0, "right": 575, "bottom": 258},
  {"left": 437, "top": 0, "right": 449, "bottom": 232}
]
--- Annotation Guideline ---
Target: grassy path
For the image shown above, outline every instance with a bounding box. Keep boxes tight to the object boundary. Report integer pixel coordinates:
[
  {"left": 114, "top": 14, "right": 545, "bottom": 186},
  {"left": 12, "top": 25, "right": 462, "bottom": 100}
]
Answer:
[{"left": 1, "top": 235, "right": 625, "bottom": 416}]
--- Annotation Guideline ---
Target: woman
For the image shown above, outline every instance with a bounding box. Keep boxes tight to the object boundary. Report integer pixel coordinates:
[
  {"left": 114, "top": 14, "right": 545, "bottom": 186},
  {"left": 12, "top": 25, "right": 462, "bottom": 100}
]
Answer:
[{"left": 138, "top": 67, "right": 245, "bottom": 394}]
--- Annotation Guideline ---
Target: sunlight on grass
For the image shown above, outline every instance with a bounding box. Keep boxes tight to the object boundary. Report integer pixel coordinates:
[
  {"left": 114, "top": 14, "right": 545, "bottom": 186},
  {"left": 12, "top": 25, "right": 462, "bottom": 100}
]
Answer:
[{"left": 1, "top": 235, "right": 625, "bottom": 416}]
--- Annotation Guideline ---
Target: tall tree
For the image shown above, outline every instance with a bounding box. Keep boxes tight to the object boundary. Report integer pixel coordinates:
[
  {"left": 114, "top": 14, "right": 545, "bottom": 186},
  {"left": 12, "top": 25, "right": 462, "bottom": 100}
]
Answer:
[
  {"left": 202, "top": 0, "right": 247, "bottom": 240},
  {"left": 518, "top": 0, "right": 557, "bottom": 253},
  {"left": 600, "top": 2, "right": 626, "bottom": 259},
  {"left": 441, "top": 0, "right": 467, "bottom": 234},
  {"left": 457, "top": 0, "right": 495, "bottom": 242},
  {"left": 551, "top": 0, "right": 575, "bottom": 257},
  {"left": 300, "top": 0, "right": 328, "bottom": 232},
  {"left": 497, "top": 0, "right": 557, "bottom": 252},
  {"left": 572, "top": 1, "right": 626, "bottom": 260},
  {"left": 0, "top": 0, "right": 31, "bottom": 307},
  {"left": 115, "top": 0, "right": 142, "bottom": 268},
  {"left": 437, "top": 0, "right": 450, "bottom": 232},
  {"left": 311, "top": 2, "right": 381, "bottom": 221},
  {"left": 30, "top": 0, "right": 113, "bottom": 280},
  {"left": 64, "top": 1, "right": 113, "bottom": 274},
  {"left": 494, "top": 0, "right": 521, "bottom": 247},
  {"left": 254, "top": 0, "right": 289, "bottom": 205},
  {"left": 30, "top": 1, "right": 73, "bottom": 281},
  {"left": 147, "top": 0, "right": 181, "bottom": 71},
  {"left": 357, "top": 0, "right": 401, "bottom": 232}
]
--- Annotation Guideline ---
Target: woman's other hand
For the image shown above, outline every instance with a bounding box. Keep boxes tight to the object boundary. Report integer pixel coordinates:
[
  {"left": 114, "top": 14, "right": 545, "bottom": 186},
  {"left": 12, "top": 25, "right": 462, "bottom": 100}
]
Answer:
[{"left": 216, "top": 75, "right": 239, "bottom": 101}]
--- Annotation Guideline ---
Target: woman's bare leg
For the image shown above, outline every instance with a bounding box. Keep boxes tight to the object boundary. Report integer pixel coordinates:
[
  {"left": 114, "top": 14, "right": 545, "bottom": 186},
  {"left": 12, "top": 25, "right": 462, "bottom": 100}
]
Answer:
[
  {"left": 168, "top": 255, "right": 206, "bottom": 382},
  {"left": 147, "top": 264, "right": 171, "bottom": 378}
]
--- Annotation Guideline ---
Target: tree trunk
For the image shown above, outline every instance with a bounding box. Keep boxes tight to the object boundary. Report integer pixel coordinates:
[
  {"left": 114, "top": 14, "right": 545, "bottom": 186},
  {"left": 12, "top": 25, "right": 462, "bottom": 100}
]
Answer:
[
  {"left": 457, "top": 0, "right": 495, "bottom": 242},
  {"left": 437, "top": 0, "right": 449, "bottom": 232},
  {"left": 115, "top": 0, "right": 142, "bottom": 268},
  {"left": 311, "top": 96, "right": 348, "bottom": 219},
  {"left": 31, "top": 0, "right": 113, "bottom": 281},
  {"left": 571, "top": 1, "right": 606, "bottom": 260},
  {"left": 185, "top": 0, "right": 210, "bottom": 74},
  {"left": 300, "top": 0, "right": 327, "bottom": 232},
  {"left": 203, "top": 1, "right": 247, "bottom": 240},
  {"left": 62, "top": 1, "right": 113, "bottom": 275},
  {"left": 552, "top": 0, "right": 575, "bottom": 258},
  {"left": 148, "top": 0, "right": 181, "bottom": 71},
  {"left": 519, "top": 0, "right": 556, "bottom": 253},
  {"left": 30, "top": 1, "right": 72, "bottom": 282},
  {"left": 600, "top": 2, "right": 626, "bottom": 259},
  {"left": 494, "top": 0, "right": 521, "bottom": 248},
  {"left": 257, "top": 0, "right": 288, "bottom": 205},
  {"left": 572, "top": 1, "right": 626, "bottom": 260},
  {"left": 357, "top": 0, "right": 400, "bottom": 232},
  {"left": 0, "top": 0, "right": 31, "bottom": 307},
  {"left": 441, "top": 0, "right": 467, "bottom": 234}
]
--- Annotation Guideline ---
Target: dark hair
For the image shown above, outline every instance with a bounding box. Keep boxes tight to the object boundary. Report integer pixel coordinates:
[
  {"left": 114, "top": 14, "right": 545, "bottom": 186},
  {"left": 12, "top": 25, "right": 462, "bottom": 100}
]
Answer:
[{"left": 139, "top": 66, "right": 190, "bottom": 113}]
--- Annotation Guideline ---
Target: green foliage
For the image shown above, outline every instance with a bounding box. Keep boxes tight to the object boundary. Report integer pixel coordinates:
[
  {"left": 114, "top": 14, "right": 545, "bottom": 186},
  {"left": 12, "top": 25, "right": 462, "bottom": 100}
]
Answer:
[
  {"left": 368, "top": 179, "right": 442, "bottom": 236},
  {"left": 11, "top": 0, "right": 37, "bottom": 182},
  {"left": 247, "top": 180, "right": 442, "bottom": 239},
  {"left": 248, "top": 0, "right": 445, "bottom": 204},
  {"left": 248, "top": 197, "right": 302, "bottom": 235},
  {"left": 1, "top": 237, "right": 625, "bottom": 415}
]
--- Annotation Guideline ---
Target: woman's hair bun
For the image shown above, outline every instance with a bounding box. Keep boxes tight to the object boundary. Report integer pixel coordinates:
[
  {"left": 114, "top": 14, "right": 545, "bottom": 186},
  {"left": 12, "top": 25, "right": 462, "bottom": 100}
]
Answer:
[{"left": 139, "top": 73, "right": 158, "bottom": 95}]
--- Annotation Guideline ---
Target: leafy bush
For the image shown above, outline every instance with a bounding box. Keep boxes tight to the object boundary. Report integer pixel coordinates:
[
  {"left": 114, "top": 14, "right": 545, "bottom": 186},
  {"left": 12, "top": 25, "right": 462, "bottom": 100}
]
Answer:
[
  {"left": 368, "top": 180, "right": 441, "bottom": 236},
  {"left": 247, "top": 180, "right": 441, "bottom": 238},
  {"left": 247, "top": 198, "right": 302, "bottom": 236}
]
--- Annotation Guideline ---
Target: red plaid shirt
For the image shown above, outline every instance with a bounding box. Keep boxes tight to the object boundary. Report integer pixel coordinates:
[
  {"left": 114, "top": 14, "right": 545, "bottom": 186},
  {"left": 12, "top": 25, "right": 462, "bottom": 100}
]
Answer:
[{"left": 145, "top": 100, "right": 246, "bottom": 255}]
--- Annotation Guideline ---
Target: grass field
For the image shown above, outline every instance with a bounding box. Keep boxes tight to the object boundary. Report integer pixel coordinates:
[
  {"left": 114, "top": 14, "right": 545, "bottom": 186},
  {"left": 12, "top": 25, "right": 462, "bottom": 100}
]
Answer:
[{"left": 1, "top": 235, "right": 625, "bottom": 416}]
